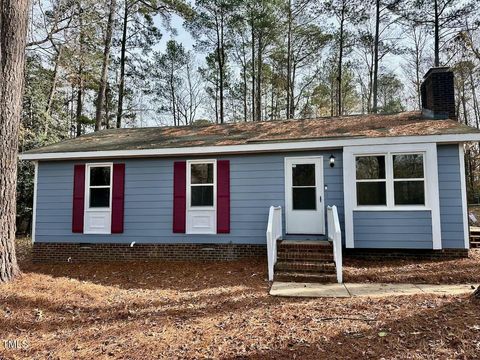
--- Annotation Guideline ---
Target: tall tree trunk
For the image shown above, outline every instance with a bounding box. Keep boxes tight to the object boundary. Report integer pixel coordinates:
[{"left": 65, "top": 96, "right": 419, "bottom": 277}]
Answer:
[
  {"left": 70, "top": 83, "right": 75, "bottom": 137},
  {"left": 76, "top": 7, "right": 84, "bottom": 137},
  {"left": 461, "top": 84, "right": 468, "bottom": 125},
  {"left": 330, "top": 75, "right": 335, "bottom": 117},
  {"left": 372, "top": 0, "right": 380, "bottom": 114},
  {"left": 76, "top": 82, "right": 83, "bottom": 137},
  {"left": 95, "top": 0, "right": 116, "bottom": 131},
  {"left": 170, "top": 66, "right": 177, "bottom": 126},
  {"left": 218, "top": 53, "right": 224, "bottom": 124},
  {"left": 187, "top": 62, "right": 194, "bottom": 124},
  {"left": 469, "top": 70, "right": 480, "bottom": 128},
  {"left": 434, "top": 0, "right": 439, "bottom": 67},
  {"left": 243, "top": 64, "right": 248, "bottom": 121},
  {"left": 45, "top": 45, "right": 63, "bottom": 124},
  {"left": 290, "top": 64, "right": 297, "bottom": 118},
  {"left": 270, "top": 82, "right": 274, "bottom": 120},
  {"left": 105, "top": 83, "right": 111, "bottom": 128},
  {"left": 214, "top": 75, "right": 219, "bottom": 124},
  {"left": 251, "top": 21, "right": 255, "bottom": 121},
  {"left": 255, "top": 33, "right": 262, "bottom": 121},
  {"left": 337, "top": 4, "right": 345, "bottom": 116},
  {"left": 241, "top": 39, "right": 248, "bottom": 122},
  {"left": 415, "top": 36, "right": 421, "bottom": 110},
  {"left": 215, "top": 12, "right": 225, "bottom": 124},
  {"left": 286, "top": 0, "right": 292, "bottom": 118},
  {"left": 116, "top": 1, "right": 128, "bottom": 128},
  {"left": 0, "top": 0, "right": 29, "bottom": 283}
]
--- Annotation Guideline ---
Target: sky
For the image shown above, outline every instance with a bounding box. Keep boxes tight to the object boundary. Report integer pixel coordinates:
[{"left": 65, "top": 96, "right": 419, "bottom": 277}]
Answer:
[{"left": 145, "top": 3, "right": 438, "bottom": 125}]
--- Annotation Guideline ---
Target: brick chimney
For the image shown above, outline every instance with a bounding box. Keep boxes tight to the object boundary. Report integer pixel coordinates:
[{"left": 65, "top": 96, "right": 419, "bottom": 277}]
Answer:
[{"left": 420, "top": 67, "right": 456, "bottom": 120}]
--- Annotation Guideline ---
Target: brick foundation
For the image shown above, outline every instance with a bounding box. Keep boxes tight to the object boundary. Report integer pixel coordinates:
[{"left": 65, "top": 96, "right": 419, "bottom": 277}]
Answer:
[
  {"left": 345, "top": 248, "right": 469, "bottom": 260},
  {"left": 33, "top": 242, "right": 266, "bottom": 263}
]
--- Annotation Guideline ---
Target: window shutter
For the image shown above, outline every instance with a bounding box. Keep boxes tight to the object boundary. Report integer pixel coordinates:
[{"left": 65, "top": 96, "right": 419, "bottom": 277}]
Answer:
[
  {"left": 173, "top": 161, "right": 187, "bottom": 233},
  {"left": 72, "top": 164, "right": 86, "bottom": 233},
  {"left": 217, "top": 160, "right": 230, "bottom": 233},
  {"left": 111, "top": 163, "right": 125, "bottom": 233}
]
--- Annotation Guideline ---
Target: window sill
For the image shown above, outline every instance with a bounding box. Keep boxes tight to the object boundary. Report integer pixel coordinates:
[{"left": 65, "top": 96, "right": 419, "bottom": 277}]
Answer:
[
  {"left": 185, "top": 231, "right": 218, "bottom": 235},
  {"left": 83, "top": 231, "right": 112, "bottom": 235}
]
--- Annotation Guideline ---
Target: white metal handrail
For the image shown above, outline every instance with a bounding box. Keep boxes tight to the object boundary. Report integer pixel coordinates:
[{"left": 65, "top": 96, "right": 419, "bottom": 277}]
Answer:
[
  {"left": 266, "top": 205, "right": 282, "bottom": 281},
  {"left": 327, "top": 205, "right": 343, "bottom": 283}
]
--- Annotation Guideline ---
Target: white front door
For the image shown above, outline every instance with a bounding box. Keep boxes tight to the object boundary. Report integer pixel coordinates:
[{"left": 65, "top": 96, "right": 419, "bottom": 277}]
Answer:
[{"left": 285, "top": 157, "right": 325, "bottom": 234}]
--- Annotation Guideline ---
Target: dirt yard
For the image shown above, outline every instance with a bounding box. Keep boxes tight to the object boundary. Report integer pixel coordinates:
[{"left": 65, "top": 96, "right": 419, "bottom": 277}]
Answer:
[{"left": 0, "top": 239, "right": 479, "bottom": 359}]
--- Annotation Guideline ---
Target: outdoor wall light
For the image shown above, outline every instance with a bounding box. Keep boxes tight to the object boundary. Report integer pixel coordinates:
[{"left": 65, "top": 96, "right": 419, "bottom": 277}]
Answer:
[{"left": 329, "top": 154, "right": 336, "bottom": 168}]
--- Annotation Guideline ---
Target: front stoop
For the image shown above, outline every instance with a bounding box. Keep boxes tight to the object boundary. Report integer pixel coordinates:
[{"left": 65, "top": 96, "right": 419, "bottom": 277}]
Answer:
[{"left": 274, "top": 240, "right": 337, "bottom": 283}]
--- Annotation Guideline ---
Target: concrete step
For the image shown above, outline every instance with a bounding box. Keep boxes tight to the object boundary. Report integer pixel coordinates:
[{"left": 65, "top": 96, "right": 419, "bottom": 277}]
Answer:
[
  {"left": 274, "top": 272, "right": 337, "bottom": 283},
  {"left": 275, "top": 260, "right": 336, "bottom": 273}
]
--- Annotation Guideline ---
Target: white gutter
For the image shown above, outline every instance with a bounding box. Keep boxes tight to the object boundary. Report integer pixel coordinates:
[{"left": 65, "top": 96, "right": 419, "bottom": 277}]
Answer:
[{"left": 19, "top": 133, "right": 480, "bottom": 161}]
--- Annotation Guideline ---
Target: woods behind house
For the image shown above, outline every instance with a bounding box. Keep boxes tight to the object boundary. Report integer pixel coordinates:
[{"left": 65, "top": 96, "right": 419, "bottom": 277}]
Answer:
[{"left": 17, "top": 0, "right": 480, "bottom": 232}]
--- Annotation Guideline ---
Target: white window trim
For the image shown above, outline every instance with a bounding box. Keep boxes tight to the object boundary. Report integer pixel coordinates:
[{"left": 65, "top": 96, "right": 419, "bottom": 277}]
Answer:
[
  {"left": 186, "top": 159, "right": 217, "bottom": 234},
  {"left": 354, "top": 152, "right": 427, "bottom": 210},
  {"left": 344, "top": 143, "right": 441, "bottom": 250},
  {"left": 84, "top": 163, "right": 113, "bottom": 234}
]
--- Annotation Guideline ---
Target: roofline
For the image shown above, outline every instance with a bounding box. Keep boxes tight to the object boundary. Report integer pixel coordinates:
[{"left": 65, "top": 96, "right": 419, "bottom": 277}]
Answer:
[{"left": 19, "top": 133, "right": 480, "bottom": 161}]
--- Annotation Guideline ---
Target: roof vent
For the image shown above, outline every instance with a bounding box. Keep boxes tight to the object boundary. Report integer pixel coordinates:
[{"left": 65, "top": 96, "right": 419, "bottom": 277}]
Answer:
[{"left": 420, "top": 67, "right": 456, "bottom": 120}]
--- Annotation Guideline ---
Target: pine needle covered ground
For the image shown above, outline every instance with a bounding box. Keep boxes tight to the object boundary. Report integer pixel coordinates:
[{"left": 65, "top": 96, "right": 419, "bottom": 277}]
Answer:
[{"left": 0, "top": 238, "right": 479, "bottom": 359}]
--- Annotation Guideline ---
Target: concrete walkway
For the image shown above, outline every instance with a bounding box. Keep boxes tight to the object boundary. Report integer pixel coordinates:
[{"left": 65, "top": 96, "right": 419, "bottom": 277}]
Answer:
[{"left": 270, "top": 282, "right": 477, "bottom": 298}]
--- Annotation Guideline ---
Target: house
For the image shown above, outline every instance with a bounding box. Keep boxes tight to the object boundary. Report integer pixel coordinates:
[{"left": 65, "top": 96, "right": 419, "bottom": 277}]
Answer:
[{"left": 20, "top": 67, "right": 480, "bottom": 283}]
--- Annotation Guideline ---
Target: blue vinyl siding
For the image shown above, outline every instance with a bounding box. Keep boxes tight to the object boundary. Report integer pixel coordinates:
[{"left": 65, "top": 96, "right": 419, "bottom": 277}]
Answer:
[
  {"left": 437, "top": 144, "right": 465, "bottom": 248},
  {"left": 35, "top": 150, "right": 344, "bottom": 245},
  {"left": 353, "top": 211, "right": 433, "bottom": 248}
]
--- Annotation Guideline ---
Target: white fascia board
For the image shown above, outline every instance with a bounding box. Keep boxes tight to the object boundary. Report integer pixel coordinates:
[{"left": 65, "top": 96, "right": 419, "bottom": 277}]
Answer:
[{"left": 19, "top": 133, "right": 480, "bottom": 161}]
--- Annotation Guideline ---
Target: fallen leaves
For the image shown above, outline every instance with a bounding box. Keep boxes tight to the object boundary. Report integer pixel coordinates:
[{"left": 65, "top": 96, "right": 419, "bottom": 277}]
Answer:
[
  {"left": 0, "top": 241, "right": 479, "bottom": 359},
  {"left": 344, "top": 249, "right": 480, "bottom": 284}
]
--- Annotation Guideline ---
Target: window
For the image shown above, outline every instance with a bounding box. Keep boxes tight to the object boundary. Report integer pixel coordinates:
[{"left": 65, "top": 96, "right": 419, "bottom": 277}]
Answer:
[
  {"left": 393, "top": 154, "right": 425, "bottom": 205},
  {"left": 186, "top": 160, "right": 217, "bottom": 234},
  {"left": 190, "top": 162, "right": 214, "bottom": 207},
  {"left": 355, "top": 153, "right": 425, "bottom": 208},
  {"left": 292, "top": 164, "right": 316, "bottom": 210},
  {"left": 355, "top": 156, "right": 386, "bottom": 206},
  {"left": 83, "top": 163, "right": 113, "bottom": 235},
  {"left": 88, "top": 165, "right": 112, "bottom": 208}
]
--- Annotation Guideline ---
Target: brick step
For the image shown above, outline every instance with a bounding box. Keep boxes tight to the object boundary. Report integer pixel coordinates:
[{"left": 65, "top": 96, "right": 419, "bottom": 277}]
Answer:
[
  {"left": 275, "top": 260, "right": 336, "bottom": 273},
  {"left": 277, "top": 248, "right": 334, "bottom": 256},
  {"left": 277, "top": 252, "right": 334, "bottom": 261},
  {"left": 274, "top": 271, "right": 337, "bottom": 283},
  {"left": 277, "top": 240, "right": 332, "bottom": 251}
]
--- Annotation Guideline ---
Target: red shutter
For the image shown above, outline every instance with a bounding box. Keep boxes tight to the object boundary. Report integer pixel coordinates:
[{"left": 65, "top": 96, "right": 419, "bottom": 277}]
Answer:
[
  {"left": 111, "top": 163, "right": 125, "bottom": 233},
  {"left": 72, "top": 164, "right": 86, "bottom": 233},
  {"left": 173, "top": 161, "right": 187, "bottom": 233},
  {"left": 217, "top": 160, "right": 230, "bottom": 233}
]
